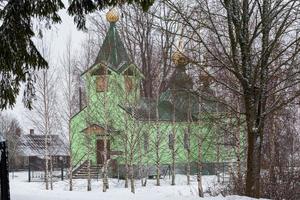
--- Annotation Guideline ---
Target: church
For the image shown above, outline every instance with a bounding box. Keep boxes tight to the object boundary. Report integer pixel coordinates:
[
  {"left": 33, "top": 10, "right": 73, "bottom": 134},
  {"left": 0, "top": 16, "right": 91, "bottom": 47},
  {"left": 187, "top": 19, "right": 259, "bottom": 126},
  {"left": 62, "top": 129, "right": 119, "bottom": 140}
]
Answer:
[{"left": 70, "top": 9, "right": 230, "bottom": 179}]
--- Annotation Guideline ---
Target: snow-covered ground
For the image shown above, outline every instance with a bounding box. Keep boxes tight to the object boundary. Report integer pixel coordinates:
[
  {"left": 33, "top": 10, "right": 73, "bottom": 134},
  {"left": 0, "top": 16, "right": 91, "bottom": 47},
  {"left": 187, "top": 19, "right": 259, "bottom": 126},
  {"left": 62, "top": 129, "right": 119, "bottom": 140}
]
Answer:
[{"left": 9, "top": 172, "right": 266, "bottom": 200}]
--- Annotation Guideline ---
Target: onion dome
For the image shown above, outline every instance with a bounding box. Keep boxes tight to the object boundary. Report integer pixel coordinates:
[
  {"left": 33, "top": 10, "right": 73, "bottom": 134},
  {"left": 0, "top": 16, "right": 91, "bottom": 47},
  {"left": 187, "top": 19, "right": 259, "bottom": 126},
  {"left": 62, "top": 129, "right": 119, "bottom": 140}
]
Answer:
[
  {"left": 172, "top": 50, "right": 189, "bottom": 67},
  {"left": 106, "top": 8, "right": 119, "bottom": 23}
]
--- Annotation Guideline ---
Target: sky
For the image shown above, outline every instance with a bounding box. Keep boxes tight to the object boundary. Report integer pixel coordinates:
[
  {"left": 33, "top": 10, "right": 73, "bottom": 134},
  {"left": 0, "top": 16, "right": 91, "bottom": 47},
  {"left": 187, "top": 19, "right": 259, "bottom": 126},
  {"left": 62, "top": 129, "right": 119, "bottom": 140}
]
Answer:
[{"left": 2, "top": 0, "right": 87, "bottom": 133}]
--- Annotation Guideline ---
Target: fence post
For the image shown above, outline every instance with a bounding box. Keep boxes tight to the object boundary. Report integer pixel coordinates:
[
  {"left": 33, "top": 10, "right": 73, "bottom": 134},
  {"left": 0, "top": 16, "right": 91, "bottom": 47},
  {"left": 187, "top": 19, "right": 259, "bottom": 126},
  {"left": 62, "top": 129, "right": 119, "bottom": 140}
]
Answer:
[{"left": 0, "top": 136, "right": 11, "bottom": 200}]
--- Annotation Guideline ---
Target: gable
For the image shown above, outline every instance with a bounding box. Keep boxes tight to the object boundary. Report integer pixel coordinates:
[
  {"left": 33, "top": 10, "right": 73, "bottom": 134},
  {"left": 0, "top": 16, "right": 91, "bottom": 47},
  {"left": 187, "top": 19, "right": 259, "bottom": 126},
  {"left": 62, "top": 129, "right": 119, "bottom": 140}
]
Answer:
[
  {"left": 82, "top": 124, "right": 105, "bottom": 135},
  {"left": 120, "top": 64, "right": 144, "bottom": 79},
  {"left": 81, "top": 124, "right": 119, "bottom": 135}
]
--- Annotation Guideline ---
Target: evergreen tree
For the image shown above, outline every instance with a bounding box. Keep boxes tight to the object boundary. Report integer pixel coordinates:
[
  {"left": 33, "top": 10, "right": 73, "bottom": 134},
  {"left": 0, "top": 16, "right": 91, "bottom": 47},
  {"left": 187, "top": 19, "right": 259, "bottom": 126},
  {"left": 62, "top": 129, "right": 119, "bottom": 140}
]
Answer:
[
  {"left": 0, "top": 0, "right": 64, "bottom": 110},
  {"left": 68, "top": 0, "right": 154, "bottom": 29},
  {"left": 0, "top": 0, "right": 154, "bottom": 110}
]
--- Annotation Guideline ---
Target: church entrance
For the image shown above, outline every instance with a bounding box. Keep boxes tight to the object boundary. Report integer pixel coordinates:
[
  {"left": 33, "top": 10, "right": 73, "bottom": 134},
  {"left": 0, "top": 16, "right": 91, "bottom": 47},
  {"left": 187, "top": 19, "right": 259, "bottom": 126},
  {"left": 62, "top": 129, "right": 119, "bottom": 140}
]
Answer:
[{"left": 96, "top": 139, "right": 110, "bottom": 165}]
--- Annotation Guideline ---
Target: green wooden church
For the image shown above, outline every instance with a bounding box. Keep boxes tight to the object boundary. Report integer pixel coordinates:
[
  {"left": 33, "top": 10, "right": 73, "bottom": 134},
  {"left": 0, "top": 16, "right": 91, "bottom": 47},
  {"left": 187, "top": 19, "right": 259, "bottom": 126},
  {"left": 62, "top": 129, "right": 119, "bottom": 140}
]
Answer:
[{"left": 71, "top": 9, "right": 230, "bottom": 178}]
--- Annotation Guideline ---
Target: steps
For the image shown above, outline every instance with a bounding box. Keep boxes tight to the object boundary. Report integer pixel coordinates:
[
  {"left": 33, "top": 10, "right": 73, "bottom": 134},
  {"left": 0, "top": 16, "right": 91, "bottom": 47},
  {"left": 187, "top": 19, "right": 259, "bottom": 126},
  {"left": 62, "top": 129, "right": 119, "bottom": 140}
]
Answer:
[{"left": 72, "top": 161, "right": 102, "bottom": 179}]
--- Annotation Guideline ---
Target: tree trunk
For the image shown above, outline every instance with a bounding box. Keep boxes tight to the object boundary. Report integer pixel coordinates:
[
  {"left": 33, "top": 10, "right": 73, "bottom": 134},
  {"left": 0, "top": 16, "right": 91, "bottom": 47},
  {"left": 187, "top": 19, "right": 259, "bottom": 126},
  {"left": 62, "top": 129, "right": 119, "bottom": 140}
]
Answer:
[
  {"left": 155, "top": 95, "right": 161, "bottom": 186},
  {"left": 186, "top": 148, "right": 191, "bottom": 185},
  {"left": 68, "top": 122, "right": 73, "bottom": 191},
  {"left": 45, "top": 141, "right": 49, "bottom": 190},
  {"left": 142, "top": 172, "right": 148, "bottom": 187},
  {"left": 155, "top": 125, "right": 161, "bottom": 186},
  {"left": 216, "top": 140, "right": 220, "bottom": 183},
  {"left": 171, "top": 138, "right": 176, "bottom": 186},
  {"left": 50, "top": 155, "right": 53, "bottom": 190},
  {"left": 102, "top": 138, "right": 109, "bottom": 192},
  {"left": 130, "top": 165, "right": 135, "bottom": 193},
  {"left": 87, "top": 159, "right": 91, "bottom": 191},
  {"left": 236, "top": 113, "right": 242, "bottom": 185},
  {"left": 124, "top": 158, "right": 129, "bottom": 188},
  {"left": 269, "top": 116, "right": 276, "bottom": 198},
  {"left": 156, "top": 161, "right": 160, "bottom": 186},
  {"left": 156, "top": 136, "right": 161, "bottom": 186},
  {"left": 245, "top": 128, "right": 262, "bottom": 198},
  {"left": 197, "top": 138, "right": 204, "bottom": 197}
]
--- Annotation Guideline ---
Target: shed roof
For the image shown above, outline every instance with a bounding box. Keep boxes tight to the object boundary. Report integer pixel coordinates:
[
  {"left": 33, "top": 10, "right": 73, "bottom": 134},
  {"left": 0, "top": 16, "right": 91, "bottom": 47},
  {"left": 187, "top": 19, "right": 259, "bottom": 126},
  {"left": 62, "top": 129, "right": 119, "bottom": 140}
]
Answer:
[{"left": 18, "top": 134, "right": 69, "bottom": 158}]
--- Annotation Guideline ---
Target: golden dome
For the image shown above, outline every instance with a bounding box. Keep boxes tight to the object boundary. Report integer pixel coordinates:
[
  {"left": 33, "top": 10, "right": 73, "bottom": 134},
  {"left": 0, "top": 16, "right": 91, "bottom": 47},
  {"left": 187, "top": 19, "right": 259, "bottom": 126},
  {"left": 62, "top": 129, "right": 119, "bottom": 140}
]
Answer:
[
  {"left": 106, "top": 8, "right": 119, "bottom": 23},
  {"left": 172, "top": 49, "right": 189, "bottom": 67}
]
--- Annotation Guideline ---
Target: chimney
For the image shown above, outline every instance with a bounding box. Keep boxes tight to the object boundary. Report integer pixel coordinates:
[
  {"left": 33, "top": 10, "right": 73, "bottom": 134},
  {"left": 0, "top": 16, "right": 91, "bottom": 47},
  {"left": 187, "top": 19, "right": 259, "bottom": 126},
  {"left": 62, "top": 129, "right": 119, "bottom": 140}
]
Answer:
[{"left": 29, "top": 129, "right": 34, "bottom": 135}]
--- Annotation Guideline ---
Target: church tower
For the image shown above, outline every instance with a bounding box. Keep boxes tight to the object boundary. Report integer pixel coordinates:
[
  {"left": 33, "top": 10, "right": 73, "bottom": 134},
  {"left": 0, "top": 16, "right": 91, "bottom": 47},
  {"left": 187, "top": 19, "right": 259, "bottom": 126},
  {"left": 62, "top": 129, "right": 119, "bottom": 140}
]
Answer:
[{"left": 81, "top": 8, "right": 143, "bottom": 106}]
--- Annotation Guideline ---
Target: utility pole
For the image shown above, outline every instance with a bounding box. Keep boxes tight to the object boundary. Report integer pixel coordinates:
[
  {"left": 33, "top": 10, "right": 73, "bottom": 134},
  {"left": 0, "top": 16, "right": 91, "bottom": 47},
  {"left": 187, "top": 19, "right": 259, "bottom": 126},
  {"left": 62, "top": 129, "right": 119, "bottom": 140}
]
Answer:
[{"left": 0, "top": 133, "right": 10, "bottom": 200}]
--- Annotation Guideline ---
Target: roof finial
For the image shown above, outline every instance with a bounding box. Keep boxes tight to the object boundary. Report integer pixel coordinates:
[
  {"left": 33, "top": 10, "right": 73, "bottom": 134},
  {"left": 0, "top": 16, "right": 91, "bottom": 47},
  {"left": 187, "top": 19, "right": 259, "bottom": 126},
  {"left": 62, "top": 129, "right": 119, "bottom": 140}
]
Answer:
[
  {"left": 172, "top": 28, "right": 189, "bottom": 67},
  {"left": 106, "top": 8, "right": 119, "bottom": 23},
  {"left": 178, "top": 26, "right": 185, "bottom": 50}
]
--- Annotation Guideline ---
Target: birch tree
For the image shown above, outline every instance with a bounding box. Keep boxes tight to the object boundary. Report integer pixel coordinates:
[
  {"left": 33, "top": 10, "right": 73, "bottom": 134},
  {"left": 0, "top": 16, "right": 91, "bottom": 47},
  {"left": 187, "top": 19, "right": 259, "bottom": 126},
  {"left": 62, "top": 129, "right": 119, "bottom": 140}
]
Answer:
[
  {"left": 26, "top": 37, "right": 61, "bottom": 190},
  {"left": 60, "top": 34, "right": 79, "bottom": 191}
]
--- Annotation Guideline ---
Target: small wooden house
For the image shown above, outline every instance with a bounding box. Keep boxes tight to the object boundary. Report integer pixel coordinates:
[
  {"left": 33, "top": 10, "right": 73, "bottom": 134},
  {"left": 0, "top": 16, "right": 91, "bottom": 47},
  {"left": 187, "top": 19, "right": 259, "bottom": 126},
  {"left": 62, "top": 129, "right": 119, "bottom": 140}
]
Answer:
[{"left": 18, "top": 129, "right": 69, "bottom": 171}]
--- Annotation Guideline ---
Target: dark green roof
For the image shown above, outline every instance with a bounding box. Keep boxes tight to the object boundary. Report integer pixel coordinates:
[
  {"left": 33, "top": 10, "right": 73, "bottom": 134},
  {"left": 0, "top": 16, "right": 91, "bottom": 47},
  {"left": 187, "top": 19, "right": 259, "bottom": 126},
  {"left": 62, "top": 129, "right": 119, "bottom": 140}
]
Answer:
[
  {"left": 120, "top": 67, "right": 228, "bottom": 121},
  {"left": 119, "top": 68, "right": 201, "bottom": 122},
  {"left": 94, "top": 23, "right": 131, "bottom": 72},
  {"left": 81, "top": 23, "right": 144, "bottom": 77},
  {"left": 121, "top": 92, "right": 199, "bottom": 122}
]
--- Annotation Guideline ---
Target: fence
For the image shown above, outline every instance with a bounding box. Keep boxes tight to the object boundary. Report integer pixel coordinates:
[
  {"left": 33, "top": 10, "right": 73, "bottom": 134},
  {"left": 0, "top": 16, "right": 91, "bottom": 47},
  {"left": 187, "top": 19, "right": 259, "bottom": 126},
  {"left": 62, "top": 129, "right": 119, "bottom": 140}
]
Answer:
[{"left": 112, "top": 161, "right": 236, "bottom": 182}]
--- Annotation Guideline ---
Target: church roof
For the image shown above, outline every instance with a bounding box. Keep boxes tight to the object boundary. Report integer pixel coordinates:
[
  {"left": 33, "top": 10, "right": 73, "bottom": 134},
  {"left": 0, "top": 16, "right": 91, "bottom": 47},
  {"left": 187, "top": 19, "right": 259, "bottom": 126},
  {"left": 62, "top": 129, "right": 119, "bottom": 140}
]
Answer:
[
  {"left": 81, "top": 21, "right": 145, "bottom": 78},
  {"left": 124, "top": 64, "right": 200, "bottom": 122},
  {"left": 94, "top": 23, "right": 131, "bottom": 72},
  {"left": 120, "top": 92, "right": 200, "bottom": 122}
]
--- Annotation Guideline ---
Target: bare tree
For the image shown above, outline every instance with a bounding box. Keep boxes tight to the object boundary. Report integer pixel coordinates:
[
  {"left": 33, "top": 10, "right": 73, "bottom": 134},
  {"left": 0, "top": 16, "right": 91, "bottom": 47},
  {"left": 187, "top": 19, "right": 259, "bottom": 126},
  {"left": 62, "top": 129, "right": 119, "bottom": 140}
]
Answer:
[
  {"left": 60, "top": 34, "right": 79, "bottom": 191},
  {"left": 163, "top": 0, "right": 300, "bottom": 197},
  {"left": 0, "top": 113, "right": 22, "bottom": 172},
  {"left": 26, "top": 37, "right": 60, "bottom": 190}
]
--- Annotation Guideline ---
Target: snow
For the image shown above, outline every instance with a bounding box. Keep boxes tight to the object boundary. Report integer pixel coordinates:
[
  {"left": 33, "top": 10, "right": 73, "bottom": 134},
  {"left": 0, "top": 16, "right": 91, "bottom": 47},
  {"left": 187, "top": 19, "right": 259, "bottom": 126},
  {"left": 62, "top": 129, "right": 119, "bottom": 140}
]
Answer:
[{"left": 9, "top": 172, "right": 268, "bottom": 200}]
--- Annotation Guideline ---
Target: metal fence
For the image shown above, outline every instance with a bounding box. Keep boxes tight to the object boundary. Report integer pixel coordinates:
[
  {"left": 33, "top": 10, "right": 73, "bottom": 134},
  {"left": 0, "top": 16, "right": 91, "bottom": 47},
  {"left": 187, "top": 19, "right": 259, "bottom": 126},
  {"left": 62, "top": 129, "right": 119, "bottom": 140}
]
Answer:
[{"left": 112, "top": 161, "right": 236, "bottom": 182}]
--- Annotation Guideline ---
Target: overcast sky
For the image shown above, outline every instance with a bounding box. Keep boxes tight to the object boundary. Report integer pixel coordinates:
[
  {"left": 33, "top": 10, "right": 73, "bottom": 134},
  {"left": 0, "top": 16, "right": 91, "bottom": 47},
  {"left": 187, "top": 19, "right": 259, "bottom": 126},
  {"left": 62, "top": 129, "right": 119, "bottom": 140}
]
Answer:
[{"left": 3, "top": 0, "right": 87, "bottom": 133}]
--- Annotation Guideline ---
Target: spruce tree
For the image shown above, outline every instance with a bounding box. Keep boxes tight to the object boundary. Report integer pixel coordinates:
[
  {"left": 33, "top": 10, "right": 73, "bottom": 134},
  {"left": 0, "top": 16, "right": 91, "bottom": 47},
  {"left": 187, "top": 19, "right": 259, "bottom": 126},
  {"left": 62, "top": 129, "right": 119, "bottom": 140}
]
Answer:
[{"left": 0, "top": 0, "right": 154, "bottom": 110}]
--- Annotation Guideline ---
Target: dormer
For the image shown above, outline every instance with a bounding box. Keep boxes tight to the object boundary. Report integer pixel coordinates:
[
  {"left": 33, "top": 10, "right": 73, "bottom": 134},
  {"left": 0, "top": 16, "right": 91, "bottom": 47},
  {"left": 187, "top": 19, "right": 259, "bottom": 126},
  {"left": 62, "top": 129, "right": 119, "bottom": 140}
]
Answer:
[
  {"left": 90, "top": 64, "right": 111, "bottom": 92},
  {"left": 119, "top": 64, "right": 144, "bottom": 93}
]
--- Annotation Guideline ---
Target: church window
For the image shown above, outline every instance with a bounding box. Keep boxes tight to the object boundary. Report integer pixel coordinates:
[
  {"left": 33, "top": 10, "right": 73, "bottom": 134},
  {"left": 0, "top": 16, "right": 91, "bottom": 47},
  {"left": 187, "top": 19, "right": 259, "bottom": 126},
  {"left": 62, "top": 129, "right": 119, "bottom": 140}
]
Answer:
[
  {"left": 143, "top": 132, "right": 149, "bottom": 152},
  {"left": 96, "top": 75, "right": 108, "bottom": 92},
  {"left": 125, "top": 76, "right": 133, "bottom": 93},
  {"left": 124, "top": 68, "right": 134, "bottom": 93},
  {"left": 184, "top": 128, "right": 190, "bottom": 150},
  {"left": 168, "top": 132, "right": 175, "bottom": 149}
]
